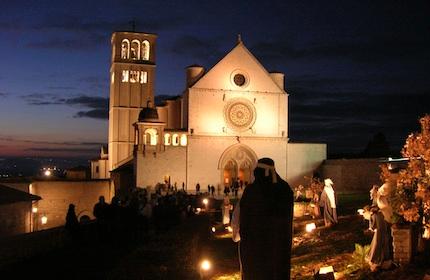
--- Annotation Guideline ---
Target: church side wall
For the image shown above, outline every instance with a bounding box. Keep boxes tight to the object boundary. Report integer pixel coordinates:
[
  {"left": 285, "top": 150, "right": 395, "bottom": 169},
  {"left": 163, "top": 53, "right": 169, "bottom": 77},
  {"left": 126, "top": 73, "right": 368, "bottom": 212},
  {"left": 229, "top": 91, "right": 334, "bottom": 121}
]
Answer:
[
  {"left": 135, "top": 147, "right": 187, "bottom": 189},
  {"left": 286, "top": 143, "right": 327, "bottom": 188}
]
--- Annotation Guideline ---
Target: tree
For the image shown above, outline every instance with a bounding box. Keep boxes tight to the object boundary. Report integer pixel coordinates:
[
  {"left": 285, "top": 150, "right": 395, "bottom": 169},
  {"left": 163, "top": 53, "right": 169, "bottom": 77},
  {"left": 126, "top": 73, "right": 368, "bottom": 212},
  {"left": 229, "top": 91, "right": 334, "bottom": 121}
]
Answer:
[{"left": 393, "top": 115, "right": 430, "bottom": 228}]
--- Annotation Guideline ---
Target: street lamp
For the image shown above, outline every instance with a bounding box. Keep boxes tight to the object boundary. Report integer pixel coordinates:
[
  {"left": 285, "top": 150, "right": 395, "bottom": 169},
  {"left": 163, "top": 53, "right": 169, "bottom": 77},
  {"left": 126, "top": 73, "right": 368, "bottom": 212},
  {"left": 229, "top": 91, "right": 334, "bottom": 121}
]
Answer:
[{"left": 41, "top": 215, "right": 48, "bottom": 225}]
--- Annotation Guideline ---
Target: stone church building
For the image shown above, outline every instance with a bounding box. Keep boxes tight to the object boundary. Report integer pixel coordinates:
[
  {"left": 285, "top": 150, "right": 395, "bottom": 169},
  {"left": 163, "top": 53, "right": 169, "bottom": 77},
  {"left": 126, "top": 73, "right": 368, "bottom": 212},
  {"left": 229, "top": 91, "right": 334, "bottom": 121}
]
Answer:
[{"left": 91, "top": 31, "right": 326, "bottom": 193}]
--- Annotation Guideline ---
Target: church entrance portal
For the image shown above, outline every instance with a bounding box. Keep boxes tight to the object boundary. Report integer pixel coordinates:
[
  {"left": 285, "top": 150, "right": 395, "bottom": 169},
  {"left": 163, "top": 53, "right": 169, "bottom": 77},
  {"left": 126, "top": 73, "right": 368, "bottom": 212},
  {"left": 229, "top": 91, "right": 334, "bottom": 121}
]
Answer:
[{"left": 219, "top": 144, "right": 257, "bottom": 187}]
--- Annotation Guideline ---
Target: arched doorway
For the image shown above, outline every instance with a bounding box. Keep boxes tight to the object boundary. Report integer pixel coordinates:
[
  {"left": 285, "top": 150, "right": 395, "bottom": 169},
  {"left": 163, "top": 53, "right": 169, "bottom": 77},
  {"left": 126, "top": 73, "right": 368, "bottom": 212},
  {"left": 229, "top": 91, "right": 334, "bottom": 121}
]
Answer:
[
  {"left": 218, "top": 144, "right": 258, "bottom": 187},
  {"left": 223, "top": 160, "right": 237, "bottom": 186}
]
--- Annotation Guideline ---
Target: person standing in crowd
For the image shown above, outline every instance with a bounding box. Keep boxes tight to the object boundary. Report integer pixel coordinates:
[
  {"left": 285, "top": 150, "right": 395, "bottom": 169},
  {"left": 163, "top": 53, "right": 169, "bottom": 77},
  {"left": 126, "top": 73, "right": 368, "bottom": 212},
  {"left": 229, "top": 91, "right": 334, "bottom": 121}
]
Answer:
[
  {"left": 367, "top": 205, "right": 392, "bottom": 271},
  {"left": 93, "top": 196, "right": 109, "bottom": 236},
  {"left": 65, "top": 203, "right": 79, "bottom": 237},
  {"left": 222, "top": 194, "right": 231, "bottom": 225},
  {"left": 319, "top": 178, "right": 338, "bottom": 227},
  {"left": 239, "top": 158, "right": 294, "bottom": 279},
  {"left": 196, "top": 183, "right": 201, "bottom": 194}
]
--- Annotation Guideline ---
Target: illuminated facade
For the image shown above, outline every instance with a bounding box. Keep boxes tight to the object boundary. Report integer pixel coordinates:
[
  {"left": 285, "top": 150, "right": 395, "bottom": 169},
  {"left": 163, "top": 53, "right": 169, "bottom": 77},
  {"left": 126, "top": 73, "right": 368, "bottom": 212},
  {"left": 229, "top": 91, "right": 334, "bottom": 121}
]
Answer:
[{"left": 92, "top": 31, "right": 327, "bottom": 190}]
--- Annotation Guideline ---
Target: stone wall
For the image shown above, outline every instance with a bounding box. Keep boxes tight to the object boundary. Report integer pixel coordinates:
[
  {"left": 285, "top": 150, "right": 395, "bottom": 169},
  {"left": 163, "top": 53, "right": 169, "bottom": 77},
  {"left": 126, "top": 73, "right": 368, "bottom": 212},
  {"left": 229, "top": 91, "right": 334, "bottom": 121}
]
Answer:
[
  {"left": 320, "top": 158, "right": 382, "bottom": 192},
  {"left": 30, "top": 180, "right": 113, "bottom": 230},
  {"left": 0, "top": 202, "right": 31, "bottom": 237}
]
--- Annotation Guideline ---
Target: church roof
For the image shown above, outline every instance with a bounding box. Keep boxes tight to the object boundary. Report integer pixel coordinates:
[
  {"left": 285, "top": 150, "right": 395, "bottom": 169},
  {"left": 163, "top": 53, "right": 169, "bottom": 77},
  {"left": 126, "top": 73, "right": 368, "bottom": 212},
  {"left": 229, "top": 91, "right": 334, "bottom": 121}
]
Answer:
[
  {"left": 0, "top": 184, "right": 41, "bottom": 205},
  {"left": 190, "top": 40, "right": 285, "bottom": 93}
]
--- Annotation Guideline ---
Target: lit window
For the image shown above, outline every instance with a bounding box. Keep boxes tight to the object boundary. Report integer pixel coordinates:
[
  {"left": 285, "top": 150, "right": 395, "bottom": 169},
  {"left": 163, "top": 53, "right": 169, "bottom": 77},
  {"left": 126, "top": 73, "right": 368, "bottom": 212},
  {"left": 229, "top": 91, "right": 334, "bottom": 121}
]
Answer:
[
  {"left": 130, "top": 70, "right": 139, "bottom": 83},
  {"left": 142, "top": 40, "right": 150, "bottom": 60},
  {"left": 145, "top": 128, "right": 158, "bottom": 146},
  {"left": 140, "top": 71, "right": 148, "bottom": 84},
  {"left": 131, "top": 40, "right": 140, "bottom": 60},
  {"left": 164, "top": 134, "right": 171, "bottom": 145},
  {"left": 172, "top": 134, "right": 179, "bottom": 146},
  {"left": 180, "top": 134, "right": 187, "bottom": 146},
  {"left": 122, "top": 70, "right": 129, "bottom": 82},
  {"left": 121, "top": 39, "right": 130, "bottom": 59}
]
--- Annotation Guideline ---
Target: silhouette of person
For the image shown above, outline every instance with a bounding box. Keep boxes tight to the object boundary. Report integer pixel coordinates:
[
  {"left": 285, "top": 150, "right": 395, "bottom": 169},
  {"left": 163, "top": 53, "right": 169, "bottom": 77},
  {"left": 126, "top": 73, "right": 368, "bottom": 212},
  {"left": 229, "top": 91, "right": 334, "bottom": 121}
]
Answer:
[
  {"left": 239, "top": 158, "right": 294, "bottom": 279},
  {"left": 65, "top": 203, "right": 79, "bottom": 237}
]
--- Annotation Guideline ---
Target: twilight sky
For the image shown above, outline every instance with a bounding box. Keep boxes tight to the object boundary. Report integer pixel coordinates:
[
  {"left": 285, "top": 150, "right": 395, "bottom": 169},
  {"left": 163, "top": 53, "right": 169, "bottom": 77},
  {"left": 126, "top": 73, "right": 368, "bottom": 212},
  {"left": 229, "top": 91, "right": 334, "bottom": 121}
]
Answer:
[{"left": 0, "top": 0, "right": 428, "bottom": 159}]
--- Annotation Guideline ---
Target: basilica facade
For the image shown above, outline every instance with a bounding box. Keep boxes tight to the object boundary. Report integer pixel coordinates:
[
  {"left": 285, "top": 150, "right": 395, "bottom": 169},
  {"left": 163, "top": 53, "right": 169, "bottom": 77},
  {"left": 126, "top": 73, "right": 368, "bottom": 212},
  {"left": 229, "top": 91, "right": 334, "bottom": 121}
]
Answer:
[{"left": 91, "top": 31, "right": 326, "bottom": 192}]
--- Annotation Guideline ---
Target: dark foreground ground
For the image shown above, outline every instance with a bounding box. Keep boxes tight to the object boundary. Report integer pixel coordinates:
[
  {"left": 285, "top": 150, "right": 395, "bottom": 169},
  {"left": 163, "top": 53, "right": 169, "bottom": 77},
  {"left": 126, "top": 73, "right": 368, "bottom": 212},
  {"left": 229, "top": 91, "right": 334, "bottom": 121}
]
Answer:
[{"left": 1, "top": 193, "right": 429, "bottom": 279}]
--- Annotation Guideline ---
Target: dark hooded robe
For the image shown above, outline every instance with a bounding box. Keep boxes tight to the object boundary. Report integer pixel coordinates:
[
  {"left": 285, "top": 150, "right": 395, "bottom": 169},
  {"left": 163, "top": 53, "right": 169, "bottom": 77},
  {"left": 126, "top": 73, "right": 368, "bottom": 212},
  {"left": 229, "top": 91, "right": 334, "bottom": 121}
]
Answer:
[
  {"left": 239, "top": 158, "right": 294, "bottom": 280},
  {"left": 367, "top": 208, "right": 392, "bottom": 268}
]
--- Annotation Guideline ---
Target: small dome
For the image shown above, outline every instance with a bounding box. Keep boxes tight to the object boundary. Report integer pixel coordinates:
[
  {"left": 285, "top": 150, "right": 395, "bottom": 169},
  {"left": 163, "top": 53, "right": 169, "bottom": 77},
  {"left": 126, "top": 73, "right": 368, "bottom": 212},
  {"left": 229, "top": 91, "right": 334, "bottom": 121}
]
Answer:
[{"left": 138, "top": 107, "right": 159, "bottom": 122}]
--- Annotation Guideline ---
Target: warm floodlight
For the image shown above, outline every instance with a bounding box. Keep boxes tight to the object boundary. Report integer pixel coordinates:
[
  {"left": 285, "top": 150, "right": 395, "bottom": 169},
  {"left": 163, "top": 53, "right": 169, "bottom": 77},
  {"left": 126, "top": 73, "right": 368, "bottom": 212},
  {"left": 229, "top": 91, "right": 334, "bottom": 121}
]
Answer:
[
  {"left": 200, "top": 259, "right": 211, "bottom": 271},
  {"left": 202, "top": 198, "right": 209, "bottom": 206},
  {"left": 316, "top": 265, "right": 335, "bottom": 280},
  {"left": 41, "top": 215, "right": 48, "bottom": 225},
  {"left": 32, "top": 207, "right": 38, "bottom": 213},
  {"left": 305, "top": 223, "right": 316, "bottom": 233}
]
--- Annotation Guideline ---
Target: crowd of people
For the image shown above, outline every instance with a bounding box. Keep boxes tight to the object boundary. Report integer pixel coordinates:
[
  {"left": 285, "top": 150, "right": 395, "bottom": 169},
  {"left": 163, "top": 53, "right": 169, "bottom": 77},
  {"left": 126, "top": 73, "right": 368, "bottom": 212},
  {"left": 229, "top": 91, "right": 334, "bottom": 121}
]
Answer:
[{"left": 65, "top": 186, "right": 203, "bottom": 241}]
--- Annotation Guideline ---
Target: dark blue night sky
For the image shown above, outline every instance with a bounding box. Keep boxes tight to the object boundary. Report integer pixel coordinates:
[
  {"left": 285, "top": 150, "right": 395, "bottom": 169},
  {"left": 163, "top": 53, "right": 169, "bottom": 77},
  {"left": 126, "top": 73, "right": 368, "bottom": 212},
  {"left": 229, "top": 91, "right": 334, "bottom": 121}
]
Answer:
[{"left": 0, "top": 0, "right": 428, "bottom": 158}]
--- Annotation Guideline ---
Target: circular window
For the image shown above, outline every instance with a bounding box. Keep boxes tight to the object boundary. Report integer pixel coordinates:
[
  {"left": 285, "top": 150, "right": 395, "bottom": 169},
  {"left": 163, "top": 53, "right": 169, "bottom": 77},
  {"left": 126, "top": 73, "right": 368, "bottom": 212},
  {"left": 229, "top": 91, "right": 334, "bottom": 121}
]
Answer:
[
  {"left": 224, "top": 98, "right": 256, "bottom": 132},
  {"left": 233, "top": 74, "right": 246, "bottom": 86},
  {"left": 230, "top": 69, "right": 249, "bottom": 88}
]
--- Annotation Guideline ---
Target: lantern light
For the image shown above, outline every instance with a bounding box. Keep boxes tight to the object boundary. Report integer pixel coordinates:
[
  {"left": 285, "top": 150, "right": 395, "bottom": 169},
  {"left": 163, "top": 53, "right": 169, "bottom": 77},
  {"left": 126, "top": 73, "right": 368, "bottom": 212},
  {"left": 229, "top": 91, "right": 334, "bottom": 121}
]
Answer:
[
  {"left": 32, "top": 207, "right": 38, "bottom": 213},
  {"left": 41, "top": 215, "right": 48, "bottom": 225},
  {"left": 202, "top": 198, "right": 209, "bottom": 206},
  {"left": 305, "top": 223, "right": 316, "bottom": 233},
  {"left": 200, "top": 259, "right": 211, "bottom": 271}
]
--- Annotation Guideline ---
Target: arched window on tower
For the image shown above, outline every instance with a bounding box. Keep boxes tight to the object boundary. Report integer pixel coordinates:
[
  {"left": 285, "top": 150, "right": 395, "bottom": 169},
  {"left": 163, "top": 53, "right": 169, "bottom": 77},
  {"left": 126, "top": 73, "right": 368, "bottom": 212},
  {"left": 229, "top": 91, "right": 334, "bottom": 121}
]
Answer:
[
  {"left": 180, "top": 134, "right": 187, "bottom": 146},
  {"left": 121, "top": 39, "right": 130, "bottom": 59},
  {"left": 172, "top": 134, "right": 179, "bottom": 146},
  {"left": 144, "top": 128, "right": 158, "bottom": 146},
  {"left": 131, "top": 40, "right": 140, "bottom": 60},
  {"left": 142, "top": 40, "right": 150, "bottom": 60},
  {"left": 164, "top": 133, "right": 171, "bottom": 145}
]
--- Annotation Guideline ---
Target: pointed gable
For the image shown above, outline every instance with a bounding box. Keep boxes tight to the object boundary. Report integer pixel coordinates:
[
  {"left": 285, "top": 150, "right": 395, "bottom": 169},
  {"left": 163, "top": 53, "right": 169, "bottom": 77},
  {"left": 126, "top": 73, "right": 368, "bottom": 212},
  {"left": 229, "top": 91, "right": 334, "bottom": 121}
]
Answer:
[{"left": 191, "top": 42, "right": 284, "bottom": 93}]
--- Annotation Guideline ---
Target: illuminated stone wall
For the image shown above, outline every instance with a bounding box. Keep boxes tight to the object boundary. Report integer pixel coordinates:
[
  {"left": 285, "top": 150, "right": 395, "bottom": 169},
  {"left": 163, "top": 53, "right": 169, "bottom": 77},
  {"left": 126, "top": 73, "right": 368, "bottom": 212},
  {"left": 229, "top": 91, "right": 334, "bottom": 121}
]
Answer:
[
  {"left": 320, "top": 158, "right": 381, "bottom": 191},
  {"left": 30, "top": 180, "right": 113, "bottom": 230}
]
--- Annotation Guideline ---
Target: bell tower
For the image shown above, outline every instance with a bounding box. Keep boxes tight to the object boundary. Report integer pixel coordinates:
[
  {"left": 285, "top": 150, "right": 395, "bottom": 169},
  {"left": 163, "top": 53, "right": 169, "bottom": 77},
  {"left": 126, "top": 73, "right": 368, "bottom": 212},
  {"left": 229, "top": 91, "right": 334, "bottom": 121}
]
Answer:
[{"left": 108, "top": 31, "right": 157, "bottom": 171}]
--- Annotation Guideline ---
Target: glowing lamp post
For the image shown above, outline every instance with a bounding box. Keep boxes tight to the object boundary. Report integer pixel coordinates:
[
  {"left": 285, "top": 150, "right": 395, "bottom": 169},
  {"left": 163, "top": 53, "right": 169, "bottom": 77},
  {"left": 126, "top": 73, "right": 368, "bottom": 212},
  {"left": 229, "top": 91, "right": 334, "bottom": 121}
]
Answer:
[
  {"left": 199, "top": 259, "right": 212, "bottom": 279},
  {"left": 202, "top": 198, "right": 209, "bottom": 210},
  {"left": 305, "top": 223, "right": 316, "bottom": 233}
]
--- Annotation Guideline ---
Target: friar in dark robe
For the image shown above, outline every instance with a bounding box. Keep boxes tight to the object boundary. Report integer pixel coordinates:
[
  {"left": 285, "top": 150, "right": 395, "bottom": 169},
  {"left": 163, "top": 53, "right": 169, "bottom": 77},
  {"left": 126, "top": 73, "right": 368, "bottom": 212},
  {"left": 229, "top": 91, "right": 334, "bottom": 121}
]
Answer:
[
  {"left": 367, "top": 206, "right": 392, "bottom": 271},
  {"left": 239, "top": 158, "right": 294, "bottom": 280}
]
